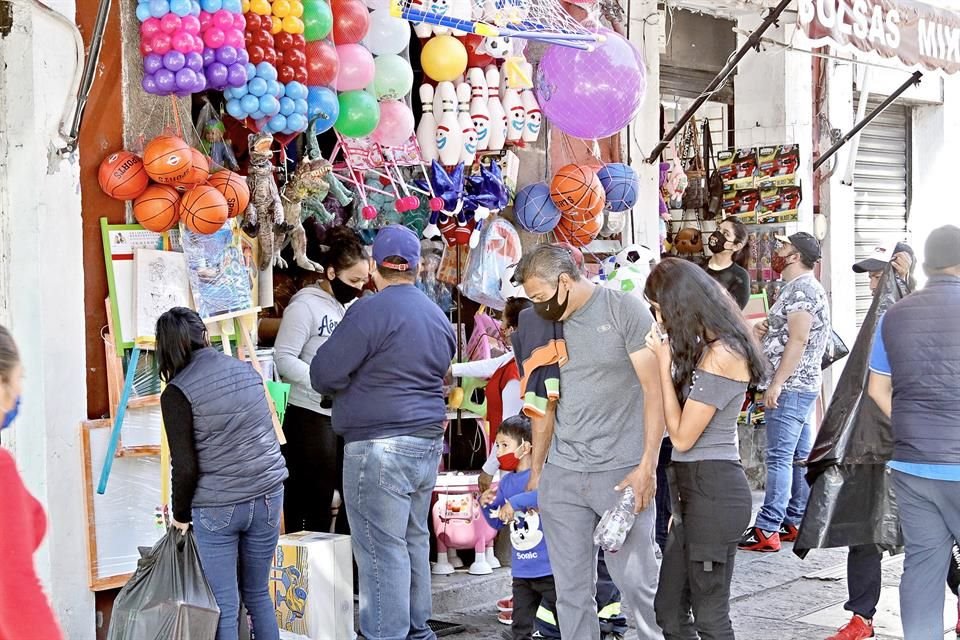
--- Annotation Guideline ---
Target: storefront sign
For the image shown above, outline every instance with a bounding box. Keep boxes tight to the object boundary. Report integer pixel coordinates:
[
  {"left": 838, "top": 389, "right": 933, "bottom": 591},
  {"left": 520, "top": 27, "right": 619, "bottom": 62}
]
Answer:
[{"left": 798, "top": 0, "right": 960, "bottom": 74}]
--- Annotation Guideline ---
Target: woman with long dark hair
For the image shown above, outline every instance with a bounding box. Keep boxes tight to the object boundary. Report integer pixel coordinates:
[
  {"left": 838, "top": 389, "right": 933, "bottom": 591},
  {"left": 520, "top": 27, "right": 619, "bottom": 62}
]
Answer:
[
  {"left": 644, "top": 258, "right": 767, "bottom": 639},
  {"left": 274, "top": 225, "right": 369, "bottom": 534},
  {"left": 156, "top": 307, "right": 287, "bottom": 640},
  {"left": 0, "top": 326, "right": 63, "bottom": 639},
  {"left": 704, "top": 217, "right": 752, "bottom": 310}
]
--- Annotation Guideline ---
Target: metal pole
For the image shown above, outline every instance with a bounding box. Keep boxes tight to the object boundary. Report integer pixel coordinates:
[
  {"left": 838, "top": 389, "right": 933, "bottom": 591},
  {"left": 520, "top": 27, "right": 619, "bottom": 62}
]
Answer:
[
  {"left": 64, "top": 0, "right": 112, "bottom": 150},
  {"left": 813, "top": 70, "right": 922, "bottom": 171},
  {"left": 644, "top": 0, "right": 793, "bottom": 164}
]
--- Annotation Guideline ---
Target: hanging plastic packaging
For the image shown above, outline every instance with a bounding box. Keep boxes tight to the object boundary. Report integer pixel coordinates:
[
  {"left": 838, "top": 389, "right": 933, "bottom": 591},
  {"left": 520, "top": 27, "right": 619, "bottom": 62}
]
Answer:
[
  {"left": 107, "top": 527, "right": 220, "bottom": 639},
  {"left": 458, "top": 216, "right": 522, "bottom": 311}
]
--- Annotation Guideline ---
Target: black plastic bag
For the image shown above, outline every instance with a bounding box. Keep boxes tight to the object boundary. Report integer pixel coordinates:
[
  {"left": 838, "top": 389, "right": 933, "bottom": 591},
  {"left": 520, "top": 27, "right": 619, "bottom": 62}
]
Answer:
[
  {"left": 108, "top": 527, "right": 220, "bottom": 640},
  {"left": 795, "top": 266, "right": 908, "bottom": 558}
]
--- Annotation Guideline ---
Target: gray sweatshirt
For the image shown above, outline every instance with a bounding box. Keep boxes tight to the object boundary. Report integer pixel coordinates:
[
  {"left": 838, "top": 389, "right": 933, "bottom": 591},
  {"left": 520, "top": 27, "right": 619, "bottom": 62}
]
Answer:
[{"left": 274, "top": 285, "right": 345, "bottom": 415}]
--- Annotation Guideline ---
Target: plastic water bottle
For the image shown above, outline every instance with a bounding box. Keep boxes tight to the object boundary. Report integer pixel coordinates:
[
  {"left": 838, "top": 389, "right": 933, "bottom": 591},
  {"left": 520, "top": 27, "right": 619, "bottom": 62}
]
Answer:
[{"left": 594, "top": 487, "right": 636, "bottom": 553}]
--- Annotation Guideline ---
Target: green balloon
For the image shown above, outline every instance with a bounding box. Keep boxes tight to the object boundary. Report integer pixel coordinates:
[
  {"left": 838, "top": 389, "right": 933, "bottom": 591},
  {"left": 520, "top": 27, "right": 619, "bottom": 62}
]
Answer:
[
  {"left": 373, "top": 54, "right": 414, "bottom": 101},
  {"left": 335, "top": 91, "right": 381, "bottom": 138},
  {"left": 303, "top": 0, "right": 332, "bottom": 41}
]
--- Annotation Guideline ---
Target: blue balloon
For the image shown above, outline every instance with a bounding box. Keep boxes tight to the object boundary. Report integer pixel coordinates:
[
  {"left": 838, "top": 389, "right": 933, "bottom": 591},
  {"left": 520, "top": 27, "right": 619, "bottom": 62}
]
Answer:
[
  {"left": 259, "top": 94, "right": 281, "bottom": 116},
  {"left": 148, "top": 0, "right": 169, "bottom": 18},
  {"left": 248, "top": 77, "right": 268, "bottom": 97},
  {"left": 307, "top": 86, "right": 339, "bottom": 134},
  {"left": 294, "top": 98, "right": 308, "bottom": 115},
  {"left": 222, "top": 0, "right": 242, "bottom": 11},
  {"left": 279, "top": 97, "right": 296, "bottom": 116},
  {"left": 230, "top": 82, "right": 248, "bottom": 98},
  {"left": 226, "top": 99, "right": 245, "bottom": 119},
  {"left": 266, "top": 80, "right": 282, "bottom": 98},
  {"left": 245, "top": 63, "right": 257, "bottom": 78},
  {"left": 251, "top": 110, "right": 266, "bottom": 121},
  {"left": 286, "top": 113, "right": 307, "bottom": 133},
  {"left": 269, "top": 114, "right": 288, "bottom": 133},
  {"left": 190, "top": 0, "right": 201, "bottom": 15},
  {"left": 240, "top": 94, "right": 260, "bottom": 114},
  {"left": 199, "top": 0, "right": 221, "bottom": 11},
  {"left": 170, "top": 0, "right": 191, "bottom": 16},
  {"left": 136, "top": 3, "right": 152, "bottom": 21},
  {"left": 284, "top": 81, "right": 306, "bottom": 100},
  {"left": 256, "top": 62, "right": 278, "bottom": 82}
]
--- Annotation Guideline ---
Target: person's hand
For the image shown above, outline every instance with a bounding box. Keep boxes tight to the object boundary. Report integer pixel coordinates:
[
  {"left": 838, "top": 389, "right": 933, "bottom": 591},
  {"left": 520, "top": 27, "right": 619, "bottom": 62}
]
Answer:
[
  {"left": 499, "top": 501, "right": 515, "bottom": 523},
  {"left": 526, "top": 468, "right": 541, "bottom": 492},
  {"left": 753, "top": 319, "right": 769, "bottom": 340},
  {"left": 892, "top": 252, "right": 913, "bottom": 279},
  {"left": 644, "top": 326, "right": 670, "bottom": 361},
  {"left": 480, "top": 488, "right": 497, "bottom": 506},
  {"left": 171, "top": 519, "right": 190, "bottom": 535},
  {"left": 478, "top": 471, "right": 493, "bottom": 493},
  {"left": 615, "top": 462, "right": 656, "bottom": 514},
  {"left": 764, "top": 382, "right": 783, "bottom": 409}
]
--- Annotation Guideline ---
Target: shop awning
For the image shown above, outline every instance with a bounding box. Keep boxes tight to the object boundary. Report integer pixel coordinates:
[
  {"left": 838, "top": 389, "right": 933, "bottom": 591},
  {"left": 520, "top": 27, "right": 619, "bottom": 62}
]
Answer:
[{"left": 798, "top": 0, "right": 960, "bottom": 75}]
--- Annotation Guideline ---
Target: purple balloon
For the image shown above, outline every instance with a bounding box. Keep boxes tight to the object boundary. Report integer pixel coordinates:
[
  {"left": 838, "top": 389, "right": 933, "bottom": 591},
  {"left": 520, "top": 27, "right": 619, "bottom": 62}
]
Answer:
[
  {"left": 202, "top": 46, "right": 216, "bottom": 67},
  {"left": 163, "top": 50, "right": 186, "bottom": 71},
  {"left": 205, "top": 61, "right": 229, "bottom": 88},
  {"left": 175, "top": 67, "right": 198, "bottom": 91},
  {"left": 193, "top": 73, "right": 208, "bottom": 92},
  {"left": 141, "top": 73, "right": 159, "bottom": 94},
  {"left": 185, "top": 51, "right": 204, "bottom": 72},
  {"left": 534, "top": 29, "right": 647, "bottom": 140},
  {"left": 144, "top": 53, "right": 164, "bottom": 75},
  {"left": 236, "top": 48, "right": 249, "bottom": 65},
  {"left": 227, "top": 62, "right": 247, "bottom": 87},
  {"left": 155, "top": 68, "right": 176, "bottom": 92},
  {"left": 215, "top": 44, "right": 238, "bottom": 65}
]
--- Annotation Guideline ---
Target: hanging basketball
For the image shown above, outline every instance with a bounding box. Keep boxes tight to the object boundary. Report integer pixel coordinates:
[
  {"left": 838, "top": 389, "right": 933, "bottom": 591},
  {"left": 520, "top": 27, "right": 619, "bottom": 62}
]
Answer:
[
  {"left": 513, "top": 182, "right": 561, "bottom": 233},
  {"left": 133, "top": 184, "right": 181, "bottom": 232},
  {"left": 176, "top": 149, "right": 211, "bottom": 187},
  {"left": 180, "top": 185, "right": 229, "bottom": 234},
  {"left": 550, "top": 164, "right": 605, "bottom": 215},
  {"left": 555, "top": 211, "right": 602, "bottom": 248},
  {"left": 207, "top": 170, "right": 250, "bottom": 218},
  {"left": 597, "top": 163, "right": 639, "bottom": 212},
  {"left": 98, "top": 151, "right": 150, "bottom": 201},
  {"left": 143, "top": 135, "right": 194, "bottom": 184}
]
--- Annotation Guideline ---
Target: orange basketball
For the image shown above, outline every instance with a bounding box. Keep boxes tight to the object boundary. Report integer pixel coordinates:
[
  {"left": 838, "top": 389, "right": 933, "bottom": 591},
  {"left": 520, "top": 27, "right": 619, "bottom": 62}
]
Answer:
[
  {"left": 555, "top": 212, "right": 602, "bottom": 248},
  {"left": 207, "top": 170, "right": 250, "bottom": 218},
  {"left": 133, "top": 184, "right": 181, "bottom": 232},
  {"left": 550, "top": 164, "right": 606, "bottom": 215},
  {"left": 143, "top": 135, "right": 193, "bottom": 184},
  {"left": 180, "top": 185, "right": 229, "bottom": 234},
  {"left": 175, "top": 149, "right": 210, "bottom": 187},
  {"left": 98, "top": 151, "right": 150, "bottom": 200}
]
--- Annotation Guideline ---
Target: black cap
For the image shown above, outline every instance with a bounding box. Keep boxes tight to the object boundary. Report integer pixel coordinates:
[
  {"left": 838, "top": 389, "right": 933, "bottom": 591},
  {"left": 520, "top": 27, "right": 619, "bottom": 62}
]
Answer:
[
  {"left": 852, "top": 241, "right": 915, "bottom": 273},
  {"left": 776, "top": 232, "right": 821, "bottom": 263},
  {"left": 924, "top": 225, "right": 960, "bottom": 270}
]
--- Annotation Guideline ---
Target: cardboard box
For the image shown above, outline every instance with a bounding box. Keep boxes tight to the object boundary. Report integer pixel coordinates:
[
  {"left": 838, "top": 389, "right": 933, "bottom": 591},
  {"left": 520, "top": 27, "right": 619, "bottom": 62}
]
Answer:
[{"left": 271, "top": 531, "right": 354, "bottom": 640}]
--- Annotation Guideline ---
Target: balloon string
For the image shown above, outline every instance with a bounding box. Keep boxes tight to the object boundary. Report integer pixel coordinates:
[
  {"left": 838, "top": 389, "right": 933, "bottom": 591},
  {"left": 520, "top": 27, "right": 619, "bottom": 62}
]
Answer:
[{"left": 170, "top": 95, "right": 184, "bottom": 139}]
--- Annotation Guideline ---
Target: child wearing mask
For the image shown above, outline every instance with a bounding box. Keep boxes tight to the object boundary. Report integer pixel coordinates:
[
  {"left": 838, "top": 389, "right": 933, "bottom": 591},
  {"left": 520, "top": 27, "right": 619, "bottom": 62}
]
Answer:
[{"left": 481, "top": 415, "right": 557, "bottom": 640}]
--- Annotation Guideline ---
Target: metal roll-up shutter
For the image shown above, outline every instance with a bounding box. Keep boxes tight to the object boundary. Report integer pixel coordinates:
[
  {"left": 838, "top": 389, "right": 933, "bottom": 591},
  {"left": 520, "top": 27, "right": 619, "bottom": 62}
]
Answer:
[{"left": 853, "top": 99, "right": 910, "bottom": 326}]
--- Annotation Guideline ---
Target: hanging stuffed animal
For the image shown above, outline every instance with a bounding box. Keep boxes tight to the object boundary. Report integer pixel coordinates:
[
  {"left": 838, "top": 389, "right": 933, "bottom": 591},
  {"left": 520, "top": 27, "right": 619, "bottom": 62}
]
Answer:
[
  {"left": 415, "top": 160, "right": 466, "bottom": 241},
  {"left": 275, "top": 157, "right": 333, "bottom": 271},
  {"left": 242, "top": 132, "right": 289, "bottom": 271},
  {"left": 463, "top": 159, "right": 509, "bottom": 249}
]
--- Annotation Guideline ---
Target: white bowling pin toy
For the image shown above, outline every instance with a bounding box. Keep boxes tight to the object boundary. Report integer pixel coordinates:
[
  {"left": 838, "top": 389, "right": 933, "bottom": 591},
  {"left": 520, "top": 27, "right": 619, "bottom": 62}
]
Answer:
[
  {"left": 456, "top": 82, "right": 477, "bottom": 166},
  {"left": 468, "top": 68, "right": 491, "bottom": 152},
  {"left": 485, "top": 67, "right": 507, "bottom": 152},
  {"left": 436, "top": 81, "right": 463, "bottom": 166},
  {"left": 503, "top": 86, "right": 524, "bottom": 143},
  {"left": 447, "top": 0, "right": 471, "bottom": 36},
  {"left": 428, "top": 0, "right": 450, "bottom": 35},
  {"left": 413, "top": 0, "right": 437, "bottom": 38},
  {"left": 417, "top": 84, "right": 439, "bottom": 163},
  {"left": 521, "top": 88, "right": 542, "bottom": 143}
]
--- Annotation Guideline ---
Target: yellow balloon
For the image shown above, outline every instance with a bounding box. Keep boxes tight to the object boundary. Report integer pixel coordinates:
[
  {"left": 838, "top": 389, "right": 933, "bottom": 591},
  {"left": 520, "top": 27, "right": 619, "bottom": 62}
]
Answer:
[
  {"left": 421, "top": 35, "right": 468, "bottom": 82},
  {"left": 289, "top": 0, "right": 303, "bottom": 17},
  {"left": 271, "top": 17, "right": 283, "bottom": 33},
  {"left": 272, "top": 0, "right": 290, "bottom": 18},
  {"left": 241, "top": 0, "right": 250, "bottom": 12},
  {"left": 251, "top": 0, "right": 270, "bottom": 14},
  {"left": 282, "top": 15, "right": 302, "bottom": 33}
]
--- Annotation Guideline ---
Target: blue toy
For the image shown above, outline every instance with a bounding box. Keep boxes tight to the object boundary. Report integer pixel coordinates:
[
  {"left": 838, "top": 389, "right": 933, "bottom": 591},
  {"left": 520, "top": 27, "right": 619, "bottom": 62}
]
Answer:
[
  {"left": 513, "top": 182, "right": 561, "bottom": 233},
  {"left": 597, "top": 163, "right": 639, "bottom": 213}
]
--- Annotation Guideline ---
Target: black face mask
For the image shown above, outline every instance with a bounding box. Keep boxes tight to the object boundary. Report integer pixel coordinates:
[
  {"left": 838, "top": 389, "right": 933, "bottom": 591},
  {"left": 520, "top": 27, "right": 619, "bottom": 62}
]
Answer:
[
  {"left": 330, "top": 276, "right": 362, "bottom": 305},
  {"left": 707, "top": 230, "right": 727, "bottom": 254},
  {"left": 533, "top": 277, "right": 569, "bottom": 322}
]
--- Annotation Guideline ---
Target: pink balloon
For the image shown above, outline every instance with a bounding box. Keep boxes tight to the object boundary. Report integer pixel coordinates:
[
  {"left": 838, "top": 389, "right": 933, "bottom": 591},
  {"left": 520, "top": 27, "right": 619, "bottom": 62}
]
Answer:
[
  {"left": 231, "top": 13, "right": 245, "bottom": 31},
  {"left": 199, "top": 11, "right": 213, "bottom": 30},
  {"left": 172, "top": 30, "right": 195, "bottom": 53},
  {"left": 152, "top": 32, "right": 172, "bottom": 55},
  {"left": 213, "top": 9, "right": 234, "bottom": 30},
  {"left": 160, "top": 13, "right": 181, "bottom": 34},
  {"left": 204, "top": 26, "right": 225, "bottom": 48},
  {"left": 224, "top": 28, "right": 244, "bottom": 49},
  {"left": 371, "top": 100, "right": 414, "bottom": 146},
  {"left": 334, "top": 44, "right": 375, "bottom": 92},
  {"left": 181, "top": 15, "right": 201, "bottom": 35},
  {"left": 141, "top": 17, "right": 162, "bottom": 38}
]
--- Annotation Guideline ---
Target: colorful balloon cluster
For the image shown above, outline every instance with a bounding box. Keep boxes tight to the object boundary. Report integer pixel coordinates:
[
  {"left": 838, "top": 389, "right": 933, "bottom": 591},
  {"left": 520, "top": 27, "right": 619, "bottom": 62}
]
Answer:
[
  {"left": 139, "top": 11, "right": 210, "bottom": 95},
  {"left": 198, "top": 6, "right": 249, "bottom": 90},
  {"left": 225, "top": 63, "right": 309, "bottom": 133},
  {"left": 330, "top": 0, "right": 379, "bottom": 138},
  {"left": 302, "top": 0, "right": 339, "bottom": 134}
]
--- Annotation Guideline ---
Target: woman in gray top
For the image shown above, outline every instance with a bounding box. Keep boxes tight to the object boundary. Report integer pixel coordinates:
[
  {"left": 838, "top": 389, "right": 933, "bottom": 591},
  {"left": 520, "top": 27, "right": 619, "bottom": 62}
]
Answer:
[{"left": 643, "top": 258, "right": 769, "bottom": 639}]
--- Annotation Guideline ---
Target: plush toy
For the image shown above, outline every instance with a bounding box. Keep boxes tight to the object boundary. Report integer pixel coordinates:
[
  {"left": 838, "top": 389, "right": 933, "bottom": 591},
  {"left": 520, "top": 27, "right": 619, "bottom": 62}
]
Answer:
[
  {"left": 201, "top": 119, "right": 240, "bottom": 172},
  {"left": 242, "top": 131, "right": 289, "bottom": 271},
  {"left": 463, "top": 159, "right": 509, "bottom": 249},
  {"left": 415, "top": 160, "right": 465, "bottom": 240},
  {"left": 673, "top": 227, "right": 703, "bottom": 255},
  {"left": 275, "top": 158, "right": 334, "bottom": 271}
]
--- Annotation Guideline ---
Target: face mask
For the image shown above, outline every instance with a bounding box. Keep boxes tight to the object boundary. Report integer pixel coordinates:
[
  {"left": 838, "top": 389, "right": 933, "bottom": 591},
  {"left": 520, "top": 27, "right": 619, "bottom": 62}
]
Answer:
[
  {"left": 1, "top": 397, "right": 20, "bottom": 431},
  {"left": 771, "top": 252, "right": 793, "bottom": 275},
  {"left": 707, "top": 230, "right": 727, "bottom": 254},
  {"left": 330, "top": 276, "right": 362, "bottom": 305},
  {"left": 533, "top": 277, "right": 569, "bottom": 322},
  {"left": 497, "top": 446, "right": 525, "bottom": 472}
]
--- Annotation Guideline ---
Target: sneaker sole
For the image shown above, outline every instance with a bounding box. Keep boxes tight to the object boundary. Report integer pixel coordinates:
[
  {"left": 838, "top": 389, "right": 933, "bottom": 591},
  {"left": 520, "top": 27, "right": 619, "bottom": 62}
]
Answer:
[
  {"left": 738, "top": 544, "right": 780, "bottom": 553},
  {"left": 497, "top": 617, "right": 512, "bottom": 626}
]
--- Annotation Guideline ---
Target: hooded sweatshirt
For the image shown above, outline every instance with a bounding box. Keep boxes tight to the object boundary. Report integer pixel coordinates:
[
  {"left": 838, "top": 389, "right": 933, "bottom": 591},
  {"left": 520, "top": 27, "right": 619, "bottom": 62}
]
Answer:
[{"left": 274, "top": 285, "right": 345, "bottom": 415}]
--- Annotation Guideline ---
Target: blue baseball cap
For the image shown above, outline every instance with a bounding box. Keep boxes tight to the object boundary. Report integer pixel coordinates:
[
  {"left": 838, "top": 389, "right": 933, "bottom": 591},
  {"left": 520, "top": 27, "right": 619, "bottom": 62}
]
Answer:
[{"left": 372, "top": 225, "right": 421, "bottom": 271}]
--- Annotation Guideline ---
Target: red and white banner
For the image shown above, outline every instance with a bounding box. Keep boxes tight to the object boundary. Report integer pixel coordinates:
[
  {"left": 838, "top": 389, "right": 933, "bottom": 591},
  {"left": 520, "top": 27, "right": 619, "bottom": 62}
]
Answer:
[{"left": 797, "top": 0, "right": 960, "bottom": 74}]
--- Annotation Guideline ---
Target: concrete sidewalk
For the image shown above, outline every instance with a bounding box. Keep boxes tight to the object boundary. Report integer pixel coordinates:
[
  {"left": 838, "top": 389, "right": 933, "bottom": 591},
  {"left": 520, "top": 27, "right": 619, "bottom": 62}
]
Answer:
[{"left": 429, "top": 494, "right": 960, "bottom": 639}]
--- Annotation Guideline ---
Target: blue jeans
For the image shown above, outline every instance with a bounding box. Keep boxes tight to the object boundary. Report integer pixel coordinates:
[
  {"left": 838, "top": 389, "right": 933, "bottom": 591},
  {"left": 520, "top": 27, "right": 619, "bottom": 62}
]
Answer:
[
  {"left": 343, "top": 435, "right": 443, "bottom": 640},
  {"left": 193, "top": 486, "right": 283, "bottom": 640},
  {"left": 755, "top": 390, "right": 818, "bottom": 532}
]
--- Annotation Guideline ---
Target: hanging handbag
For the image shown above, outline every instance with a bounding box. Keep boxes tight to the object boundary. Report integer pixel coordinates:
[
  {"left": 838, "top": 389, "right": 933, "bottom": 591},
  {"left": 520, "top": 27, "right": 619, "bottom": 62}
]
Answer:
[
  {"left": 703, "top": 122, "right": 725, "bottom": 220},
  {"left": 821, "top": 329, "right": 850, "bottom": 370},
  {"left": 681, "top": 118, "right": 707, "bottom": 210}
]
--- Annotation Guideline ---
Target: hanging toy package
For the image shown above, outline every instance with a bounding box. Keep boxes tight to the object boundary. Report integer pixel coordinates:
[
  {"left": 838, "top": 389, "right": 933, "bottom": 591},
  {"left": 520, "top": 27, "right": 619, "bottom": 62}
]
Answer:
[
  {"left": 196, "top": 99, "right": 240, "bottom": 172},
  {"left": 458, "top": 217, "right": 522, "bottom": 311}
]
